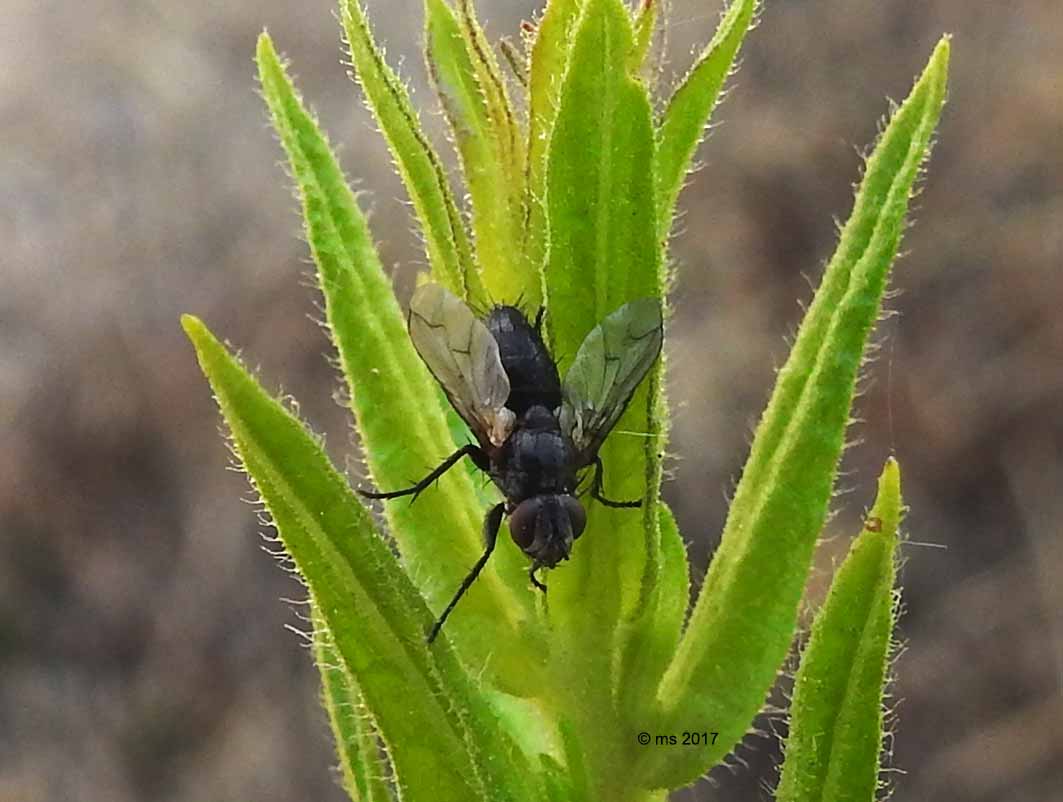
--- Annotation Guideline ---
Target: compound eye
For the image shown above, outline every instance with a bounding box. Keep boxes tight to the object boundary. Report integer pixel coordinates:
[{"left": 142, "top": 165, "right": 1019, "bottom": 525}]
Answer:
[
  {"left": 508, "top": 499, "right": 543, "bottom": 550},
  {"left": 561, "top": 495, "right": 587, "bottom": 539}
]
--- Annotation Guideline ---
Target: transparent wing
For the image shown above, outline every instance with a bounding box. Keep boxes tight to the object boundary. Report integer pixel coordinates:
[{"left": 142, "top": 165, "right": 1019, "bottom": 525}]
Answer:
[
  {"left": 559, "top": 298, "right": 663, "bottom": 465},
  {"left": 409, "top": 283, "right": 514, "bottom": 447}
]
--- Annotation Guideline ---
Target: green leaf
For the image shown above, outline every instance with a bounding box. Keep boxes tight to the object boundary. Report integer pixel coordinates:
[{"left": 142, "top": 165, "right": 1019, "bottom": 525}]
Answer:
[
  {"left": 338, "top": 0, "right": 483, "bottom": 304},
  {"left": 543, "top": 0, "right": 660, "bottom": 361},
  {"left": 256, "top": 33, "right": 541, "bottom": 693},
  {"left": 655, "top": 0, "right": 756, "bottom": 239},
  {"left": 181, "top": 315, "right": 535, "bottom": 802},
  {"left": 617, "top": 503, "right": 690, "bottom": 720},
  {"left": 424, "top": 0, "right": 527, "bottom": 302},
  {"left": 454, "top": 0, "right": 523, "bottom": 187},
  {"left": 313, "top": 604, "right": 394, "bottom": 802},
  {"left": 776, "top": 458, "right": 902, "bottom": 802},
  {"left": 523, "top": 0, "right": 583, "bottom": 283},
  {"left": 637, "top": 36, "right": 949, "bottom": 789},
  {"left": 538, "top": 0, "right": 666, "bottom": 794}
]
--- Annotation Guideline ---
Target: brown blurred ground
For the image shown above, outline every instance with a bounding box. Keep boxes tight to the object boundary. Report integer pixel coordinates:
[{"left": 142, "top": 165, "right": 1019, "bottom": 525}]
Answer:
[{"left": 1, "top": 1, "right": 1060, "bottom": 800}]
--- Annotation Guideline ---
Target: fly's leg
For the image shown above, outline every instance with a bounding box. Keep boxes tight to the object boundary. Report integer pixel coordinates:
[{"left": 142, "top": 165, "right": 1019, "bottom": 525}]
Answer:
[
  {"left": 427, "top": 502, "right": 505, "bottom": 644},
  {"left": 589, "top": 455, "right": 642, "bottom": 508},
  {"left": 529, "top": 561, "right": 547, "bottom": 592},
  {"left": 358, "top": 444, "right": 485, "bottom": 502}
]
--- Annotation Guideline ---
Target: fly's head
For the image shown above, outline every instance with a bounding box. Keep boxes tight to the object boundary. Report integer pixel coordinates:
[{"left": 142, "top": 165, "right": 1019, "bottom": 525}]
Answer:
[{"left": 508, "top": 494, "right": 586, "bottom": 568}]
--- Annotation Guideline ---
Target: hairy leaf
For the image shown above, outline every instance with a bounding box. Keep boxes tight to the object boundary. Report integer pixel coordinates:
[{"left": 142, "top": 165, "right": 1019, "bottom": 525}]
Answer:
[
  {"left": 638, "top": 37, "right": 949, "bottom": 788},
  {"left": 182, "top": 315, "right": 535, "bottom": 802},
  {"left": 776, "top": 458, "right": 902, "bottom": 802},
  {"left": 313, "top": 604, "right": 394, "bottom": 802},
  {"left": 618, "top": 503, "right": 690, "bottom": 721},
  {"left": 656, "top": 0, "right": 757, "bottom": 239},
  {"left": 339, "top": 0, "right": 483, "bottom": 303},
  {"left": 424, "top": 0, "right": 527, "bottom": 302},
  {"left": 524, "top": 0, "right": 583, "bottom": 285}
]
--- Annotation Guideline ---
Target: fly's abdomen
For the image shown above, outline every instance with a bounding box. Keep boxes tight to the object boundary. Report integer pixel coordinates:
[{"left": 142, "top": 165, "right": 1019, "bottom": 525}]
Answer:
[{"left": 486, "top": 306, "right": 561, "bottom": 415}]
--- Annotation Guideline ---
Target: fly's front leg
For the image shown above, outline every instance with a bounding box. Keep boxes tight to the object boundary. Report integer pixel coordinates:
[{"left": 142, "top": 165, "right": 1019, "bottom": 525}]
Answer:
[
  {"left": 427, "top": 502, "right": 505, "bottom": 643},
  {"left": 589, "top": 455, "right": 642, "bottom": 509},
  {"left": 529, "top": 561, "right": 548, "bottom": 592},
  {"left": 358, "top": 444, "right": 485, "bottom": 502}
]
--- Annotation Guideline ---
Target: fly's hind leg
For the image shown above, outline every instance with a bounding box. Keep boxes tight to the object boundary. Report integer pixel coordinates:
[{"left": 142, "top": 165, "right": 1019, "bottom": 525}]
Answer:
[
  {"left": 358, "top": 444, "right": 486, "bottom": 502},
  {"left": 589, "top": 455, "right": 642, "bottom": 509}
]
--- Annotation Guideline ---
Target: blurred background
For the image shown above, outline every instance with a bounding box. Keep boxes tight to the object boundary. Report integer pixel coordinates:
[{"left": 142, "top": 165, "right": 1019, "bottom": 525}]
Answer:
[{"left": 2, "top": 0, "right": 1060, "bottom": 800}]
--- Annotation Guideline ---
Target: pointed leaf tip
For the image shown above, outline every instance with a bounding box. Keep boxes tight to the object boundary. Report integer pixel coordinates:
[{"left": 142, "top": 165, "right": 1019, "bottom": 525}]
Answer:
[
  {"left": 776, "top": 457, "right": 904, "bottom": 802},
  {"left": 920, "top": 34, "right": 950, "bottom": 107},
  {"left": 655, "top": 0, "right": 758, "bottom": 236},
  {"left": 180, "top": 313, "right": 206, "bottom": 342},
  {"left": 256, "top": 30, "right": 279, "bottom": 66},
  {"left": 932, "top": 33, "right": 952, "bottom": 65},
  {"left": 880, "top": 455, "right": 900, "bottom": 492},
  {"left": 867, "top": 456, "right": 902, "bottom": 540}
]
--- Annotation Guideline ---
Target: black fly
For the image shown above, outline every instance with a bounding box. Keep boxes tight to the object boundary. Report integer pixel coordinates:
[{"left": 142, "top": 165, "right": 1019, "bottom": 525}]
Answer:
[{"left": 360, "top": 284, "right": 663, "bottom": 642}]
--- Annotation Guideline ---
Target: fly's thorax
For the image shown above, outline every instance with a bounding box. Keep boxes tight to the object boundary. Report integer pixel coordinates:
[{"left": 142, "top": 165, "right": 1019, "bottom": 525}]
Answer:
[{"left": 493, "top": 405, "right": 577, "bottom": 499}]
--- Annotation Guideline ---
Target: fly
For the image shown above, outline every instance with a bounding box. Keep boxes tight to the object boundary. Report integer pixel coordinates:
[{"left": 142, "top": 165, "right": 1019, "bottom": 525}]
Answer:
[{"left": 360, "top": 283, "right": 663, "bottom": 642}]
